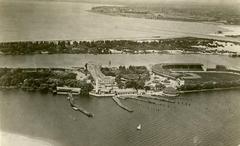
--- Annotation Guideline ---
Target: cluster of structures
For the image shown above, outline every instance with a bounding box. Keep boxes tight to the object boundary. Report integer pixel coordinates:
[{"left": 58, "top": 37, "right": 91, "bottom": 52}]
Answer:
[
  {"left": 149, "top": 63, "right": 203, "bottom": 88},
  {"left": 45, "top": 60, "right": 240, "bottom": 98},
  {"left": 86, "top": 62, "right": 240, "bottom": 98},
  {"left": 87, "top": 62, "right": 182, "bottom": 97},
  {"left": 150, "top": 63, "right": 240, "bottom": 92},
  {"left": 87, "top": 63, "right": 138, "bottom": 97}
]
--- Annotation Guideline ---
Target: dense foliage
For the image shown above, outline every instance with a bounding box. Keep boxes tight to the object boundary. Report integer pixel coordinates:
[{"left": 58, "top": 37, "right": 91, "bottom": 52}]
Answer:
[
  {"left": 0, "top": 37, "right": 237, "bottom": 55},
  {"left": 0, "top": 68, "right": 93, "bottom": 95},
  {"left": 101, "top": 66, "right": 150, "bottom": 90}
]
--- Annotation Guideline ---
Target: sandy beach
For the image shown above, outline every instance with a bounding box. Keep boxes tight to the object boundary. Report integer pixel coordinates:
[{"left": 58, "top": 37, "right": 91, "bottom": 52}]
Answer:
[{"left": 0, "top": 131, "right": 57, "bottom": 146}]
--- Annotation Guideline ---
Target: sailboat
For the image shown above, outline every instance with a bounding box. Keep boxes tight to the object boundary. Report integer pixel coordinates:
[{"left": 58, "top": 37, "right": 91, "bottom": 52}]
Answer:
[{"left": 137, "top": 124, "right": 141, "bottom": 130}]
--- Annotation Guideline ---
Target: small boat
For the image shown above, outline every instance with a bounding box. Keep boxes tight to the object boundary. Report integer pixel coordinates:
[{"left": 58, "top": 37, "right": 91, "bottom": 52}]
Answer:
[
  {"left": 137, "top": 124, "right": 141, "bottom": 130},
  {"left": 72, "top": 106, "right": 79, "bottom": 111},
  {"left": 67, "top": 96, "right": 70, "bottom": 100},
  {"left": 70, "top": 103, "right": 79, "bottom": 111}
]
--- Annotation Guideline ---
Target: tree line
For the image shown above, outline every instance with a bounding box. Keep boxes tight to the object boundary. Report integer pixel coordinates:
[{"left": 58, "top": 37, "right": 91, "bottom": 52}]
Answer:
[
  {"left": 0, "top": 68, "right": 93, "bottom": 96},
  {"left": 0, "top": 37, "right": 234, "bottom": 55}
]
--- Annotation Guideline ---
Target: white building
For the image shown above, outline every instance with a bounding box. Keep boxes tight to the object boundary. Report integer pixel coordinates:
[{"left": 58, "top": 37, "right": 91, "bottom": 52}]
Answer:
[{"left": 56, "top": 87, "right": 81, "bottom": 95}]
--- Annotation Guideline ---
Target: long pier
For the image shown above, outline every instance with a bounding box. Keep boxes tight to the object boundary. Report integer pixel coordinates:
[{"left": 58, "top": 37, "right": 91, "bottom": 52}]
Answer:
[
  {"left": 119, "top": 95, "right": 175, "bottom": 103},
  {"left": 122, "top": 96, "right": 171, "bottom": 106},
  {"left": 112, "top": 96, "right": 133, "bottom": 112},
  {"left": 142, "top": 95, "right": 175, "bottom": 103},
  {"left": 119, "top": 96, "right": 162, "bottom": 105},
  {"left": 67, "top": 95, "right": 94, "bottom": 118}
]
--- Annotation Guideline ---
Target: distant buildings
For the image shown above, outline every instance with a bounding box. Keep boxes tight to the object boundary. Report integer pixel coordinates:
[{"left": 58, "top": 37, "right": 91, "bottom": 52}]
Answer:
[
  {"left": 152, "top": 63, "right": 204, "bottom": 78},
  {"left": 87, "top": 63, "right": 117, "bottom": 95},
  {"left": 150, "top": 63, "right": 205, "bottom": 89}
]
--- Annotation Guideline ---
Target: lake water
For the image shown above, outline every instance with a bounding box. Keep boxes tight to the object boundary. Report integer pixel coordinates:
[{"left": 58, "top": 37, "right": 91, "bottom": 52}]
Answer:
[
  {"left": 0, "top": 89, "right": 240, "bottom": 146},
  {"left": 0, "top": 1, "right": 240, "bottom": 145},
  {"left": 0, "top": 1, "right": 240, "bottom": 42},
  {"left": 0, "top": 54, "right": 240, "bottom": 69},
  {"left": 0, "top": 54, "right": 240, "bottom": 146}
]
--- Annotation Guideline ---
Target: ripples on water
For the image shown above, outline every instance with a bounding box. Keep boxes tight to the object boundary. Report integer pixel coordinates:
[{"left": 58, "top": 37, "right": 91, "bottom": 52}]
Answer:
[{"left": 0, "top": 89, "right": 240, "bottom": 146}]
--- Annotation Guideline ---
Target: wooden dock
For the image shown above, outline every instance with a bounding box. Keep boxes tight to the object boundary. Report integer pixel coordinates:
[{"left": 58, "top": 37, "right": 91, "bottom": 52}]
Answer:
[
  {"left": 112, "top": 96, "right": 133, "bottom": 112},
  {"left": 118, "top": 95, "right": 176, "bottom": 106},
  {"left": 119, "top": 95, "right": 175, "bottom": 103},
  {"left": 141, "top": 95, "right": 175, "bottom": 103}
]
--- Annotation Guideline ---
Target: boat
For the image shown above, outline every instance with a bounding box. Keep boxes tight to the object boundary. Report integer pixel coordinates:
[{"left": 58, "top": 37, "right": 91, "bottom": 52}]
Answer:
[
  {"left": 137, "top": 124, "right": 141, "bottom": 130},
  {"left": 67, "top": 96, "right": 70, "bottom": 100},
  {"left": 72, "top": 106, "right": 79, "bottom": 111},
  {"left": 70, "top": 102, "right": 78, "bottom": 110}
]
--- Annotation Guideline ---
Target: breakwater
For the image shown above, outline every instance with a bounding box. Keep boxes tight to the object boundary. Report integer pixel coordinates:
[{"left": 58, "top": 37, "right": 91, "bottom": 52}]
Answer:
[{"left": 67, "top": 96, "right": 94, "bottom": 118}]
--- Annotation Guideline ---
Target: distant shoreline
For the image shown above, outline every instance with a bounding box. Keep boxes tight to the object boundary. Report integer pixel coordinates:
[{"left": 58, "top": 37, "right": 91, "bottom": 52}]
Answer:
[{"left": 90, "top": 6, "right": 240, "bottom": 26}]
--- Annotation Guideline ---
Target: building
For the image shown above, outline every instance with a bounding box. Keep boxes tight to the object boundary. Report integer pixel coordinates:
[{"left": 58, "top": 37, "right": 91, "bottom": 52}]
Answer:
[
  {"left": 114, "top": 88, "right": 137, "bottom": 95},
  {"left": 87, "top": 63, "right": 117, "bottom": 95},
  {"left": 151, "top": 63, "right": 204, "bottom": 88},
  {"left": 56, "top": 87, "right": 81, "bottom": 95},
  {"left": 162, "top": 87, "right": 179, "bottom": 97}
]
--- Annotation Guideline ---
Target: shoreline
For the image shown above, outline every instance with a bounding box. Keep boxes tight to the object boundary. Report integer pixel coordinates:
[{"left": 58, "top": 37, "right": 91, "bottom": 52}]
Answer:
[
  {"left": 89, "top": 5, "right": 240, "bottom": 26},
  {"left": 1, "top": 66, "right": 240, "bottom": 96},
  {"left": 0, "top": 131, "right": 58, "bottom": 146},
  {"left": 180, "top": 86, "right": 240, "bottom": 94},
  {"left": 1, "top": 37, "right": 240, "bottom": 56},
  {"left": 0, "top": 34, "right": 240, "bottom": 43},
  {"left": 90, "top": 10, "right": 229, "bottom": 26},
  {"left": 0, "top": 67, "right": 93, "bottom": 95}
]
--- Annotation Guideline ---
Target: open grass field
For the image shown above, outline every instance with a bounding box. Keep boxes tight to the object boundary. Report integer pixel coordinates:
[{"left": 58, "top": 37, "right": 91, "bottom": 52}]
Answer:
[{"left": 184, "top": 72, "right": 240, "bottom": 84}]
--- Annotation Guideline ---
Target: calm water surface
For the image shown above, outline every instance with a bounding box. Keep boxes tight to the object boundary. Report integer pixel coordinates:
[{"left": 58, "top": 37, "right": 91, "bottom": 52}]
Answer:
[
  {"left": 0, "top": 1, "right": 240, "bottom": 145},
  {"left": 0, "top": 54, "right": 240, "bottom": 146},
  {"left": 0, "top": 1, "right": 240, "bottom": 42},
  {"left": 0, "top": 89, "right": 240, "bottom": 146},
  {"left": 0, "top": 54, "right": 240, "bottom": 69}
]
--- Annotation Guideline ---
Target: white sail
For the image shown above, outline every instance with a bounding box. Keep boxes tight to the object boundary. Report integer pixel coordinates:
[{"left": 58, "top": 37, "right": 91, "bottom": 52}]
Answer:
[{"left": 137, "top": 124, "right": 141, "bottom": 130}]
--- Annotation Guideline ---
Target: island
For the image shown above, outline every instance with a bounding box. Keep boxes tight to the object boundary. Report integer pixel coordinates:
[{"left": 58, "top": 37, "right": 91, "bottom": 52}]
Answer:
[
  {"left": 0, "top": 67, "right": 93, "bottom": 96},
  {"left": 90, "top": 4, "right": 240, "bottom": 25},
  {"left": 1, "top": 63, "right": 239, "bottom": 97},
  {"left": 0, "top": 37, "right": 240, "bottom": 57}
]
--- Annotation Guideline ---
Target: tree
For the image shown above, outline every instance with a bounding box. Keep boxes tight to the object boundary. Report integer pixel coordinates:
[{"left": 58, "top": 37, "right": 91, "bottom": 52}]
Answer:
[
  {"left": 80, "top": 83, "right": 93, "bottom": 96},
  {"left": 155, "top": 83, "right": 165, "bottom": 90},
  {"left": 73, "top": 41, "right": 79, "bottom": 47},
  {"left": 144, "top": 86, "right": 150, "bottom": 91}
]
